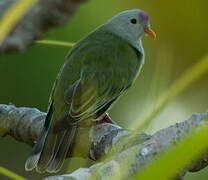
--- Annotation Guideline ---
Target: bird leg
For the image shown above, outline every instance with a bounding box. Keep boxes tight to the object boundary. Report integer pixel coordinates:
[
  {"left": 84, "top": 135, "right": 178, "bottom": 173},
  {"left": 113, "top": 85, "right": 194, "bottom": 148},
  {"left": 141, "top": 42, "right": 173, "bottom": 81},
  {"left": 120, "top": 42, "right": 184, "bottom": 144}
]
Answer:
[{"left": 96, "top": 114, "right": 117, "bottom": 125}]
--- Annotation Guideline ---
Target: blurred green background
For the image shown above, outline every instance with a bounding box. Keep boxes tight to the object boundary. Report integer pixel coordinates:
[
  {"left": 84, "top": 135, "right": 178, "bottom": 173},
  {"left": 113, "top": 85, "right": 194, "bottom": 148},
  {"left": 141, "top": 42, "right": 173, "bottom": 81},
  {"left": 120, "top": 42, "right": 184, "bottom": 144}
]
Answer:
[{"left": 0, "top": 0, "right": 208, "bottom": 179}]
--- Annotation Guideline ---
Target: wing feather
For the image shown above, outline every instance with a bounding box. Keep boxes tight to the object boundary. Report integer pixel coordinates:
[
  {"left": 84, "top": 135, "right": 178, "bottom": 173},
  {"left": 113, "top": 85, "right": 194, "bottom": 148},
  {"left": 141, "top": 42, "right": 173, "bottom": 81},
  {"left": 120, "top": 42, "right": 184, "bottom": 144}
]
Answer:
[{"left": 69, "top": 69, "right": 126, "bottom": 121}]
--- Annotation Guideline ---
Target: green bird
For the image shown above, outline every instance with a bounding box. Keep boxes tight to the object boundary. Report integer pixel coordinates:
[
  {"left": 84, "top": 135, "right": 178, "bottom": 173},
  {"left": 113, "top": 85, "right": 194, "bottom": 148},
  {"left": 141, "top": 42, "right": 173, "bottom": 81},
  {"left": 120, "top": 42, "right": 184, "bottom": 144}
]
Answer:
[{"left": 25, "top": 9, "right": 156, "bottom": 173}]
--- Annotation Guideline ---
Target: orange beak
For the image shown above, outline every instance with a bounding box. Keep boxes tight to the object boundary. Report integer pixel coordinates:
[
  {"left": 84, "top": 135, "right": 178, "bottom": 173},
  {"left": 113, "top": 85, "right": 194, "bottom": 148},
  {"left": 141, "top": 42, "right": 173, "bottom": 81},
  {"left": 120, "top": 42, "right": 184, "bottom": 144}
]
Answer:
[{"left": 144, "top": 28, "right": 156, "bottom": 39}]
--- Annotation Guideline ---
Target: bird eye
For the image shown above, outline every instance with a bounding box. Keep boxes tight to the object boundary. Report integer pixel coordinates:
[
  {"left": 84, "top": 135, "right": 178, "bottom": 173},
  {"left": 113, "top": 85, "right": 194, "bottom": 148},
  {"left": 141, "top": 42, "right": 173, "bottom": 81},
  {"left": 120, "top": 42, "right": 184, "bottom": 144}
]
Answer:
[{"left": 130, "top": 18, "right": 137, "bottom": 24}]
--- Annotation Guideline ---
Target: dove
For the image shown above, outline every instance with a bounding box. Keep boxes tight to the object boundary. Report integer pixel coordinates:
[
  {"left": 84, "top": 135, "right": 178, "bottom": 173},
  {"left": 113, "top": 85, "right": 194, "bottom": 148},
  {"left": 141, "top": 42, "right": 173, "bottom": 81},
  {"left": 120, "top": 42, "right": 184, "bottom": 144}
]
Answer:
[{"left": 25, "top": 9, "right": 156, "bottom": 173}]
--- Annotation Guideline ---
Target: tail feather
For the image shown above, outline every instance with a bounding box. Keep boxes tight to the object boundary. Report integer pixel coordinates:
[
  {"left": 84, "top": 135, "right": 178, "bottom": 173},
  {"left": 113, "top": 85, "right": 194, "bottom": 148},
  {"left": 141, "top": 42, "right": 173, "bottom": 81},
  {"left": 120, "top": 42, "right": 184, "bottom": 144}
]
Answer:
[
  {"left": 36, "top": 127, "right": 57, "bottom": 173},
  {"left": 25, "top": 102, "right": 53, "bottom": 171},
  {"left": 25, "top": 101, "right": 78, "bottom": 173},
  {"left": 47, "top": 126, "right": 78, "bottom": 173},
  {"left": 25, "top": 132, "right": 46, "bottom": 171},
  {"left": 50, "top": 130, "right": 65, "bottom": 160}
]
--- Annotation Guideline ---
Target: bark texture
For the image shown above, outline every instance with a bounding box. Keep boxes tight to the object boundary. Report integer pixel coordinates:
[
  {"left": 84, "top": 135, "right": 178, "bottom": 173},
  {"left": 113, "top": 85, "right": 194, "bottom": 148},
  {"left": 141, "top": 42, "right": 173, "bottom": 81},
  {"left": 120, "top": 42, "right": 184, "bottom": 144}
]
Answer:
[{"left": 0, "top": 104, "right": 208, "bottom": 179}]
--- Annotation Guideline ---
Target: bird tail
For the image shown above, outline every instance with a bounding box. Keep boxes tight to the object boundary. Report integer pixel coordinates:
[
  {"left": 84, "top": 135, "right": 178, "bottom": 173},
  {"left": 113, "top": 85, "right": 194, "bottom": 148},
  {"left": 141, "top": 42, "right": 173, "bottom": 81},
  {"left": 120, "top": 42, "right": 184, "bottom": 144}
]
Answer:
[{"left": 25, "top": 102, "right": 78, "bottom": 173}]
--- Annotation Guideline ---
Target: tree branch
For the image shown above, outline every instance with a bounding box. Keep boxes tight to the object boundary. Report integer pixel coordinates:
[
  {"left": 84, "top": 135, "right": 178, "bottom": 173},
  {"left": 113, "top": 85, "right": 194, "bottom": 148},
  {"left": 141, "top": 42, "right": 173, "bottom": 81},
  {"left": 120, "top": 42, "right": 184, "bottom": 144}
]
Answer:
[
  {"left": 0, "top": 0, "right": 87, "bottom": 52},
  {"left": 0, "top": 104, "right": 208, "bottom": 179}
]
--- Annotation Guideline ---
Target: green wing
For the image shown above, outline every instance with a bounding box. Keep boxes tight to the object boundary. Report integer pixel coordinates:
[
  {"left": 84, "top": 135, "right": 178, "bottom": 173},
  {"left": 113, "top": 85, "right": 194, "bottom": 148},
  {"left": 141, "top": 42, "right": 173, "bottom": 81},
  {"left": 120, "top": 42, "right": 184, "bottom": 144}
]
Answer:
[
  {"left": 66, "top": 35, "right": 142, "bottom": 121},
  {"left": 53, "top": 28, "right": 142, "bottom": 123},
  {"left": 69, "top": 68, "right": 125, "bottom": 120}
]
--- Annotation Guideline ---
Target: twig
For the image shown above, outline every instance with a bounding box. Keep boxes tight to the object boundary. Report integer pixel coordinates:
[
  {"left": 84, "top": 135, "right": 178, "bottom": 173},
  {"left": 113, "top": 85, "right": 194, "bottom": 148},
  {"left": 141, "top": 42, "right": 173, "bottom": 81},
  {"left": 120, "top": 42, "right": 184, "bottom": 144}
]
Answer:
[{"left": 0, "top": 104, "right": 208, "bottom": 179}]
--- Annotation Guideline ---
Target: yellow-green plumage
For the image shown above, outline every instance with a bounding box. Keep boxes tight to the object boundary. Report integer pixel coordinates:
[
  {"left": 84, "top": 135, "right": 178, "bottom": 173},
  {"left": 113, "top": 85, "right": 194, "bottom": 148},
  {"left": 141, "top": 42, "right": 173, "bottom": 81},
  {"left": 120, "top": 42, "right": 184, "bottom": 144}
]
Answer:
[
  {"left": 25, "top": 9, "right": 154, "bottom": 173},
  {"left": 54, "top": 28, "right": 143, "bottom": 121}
]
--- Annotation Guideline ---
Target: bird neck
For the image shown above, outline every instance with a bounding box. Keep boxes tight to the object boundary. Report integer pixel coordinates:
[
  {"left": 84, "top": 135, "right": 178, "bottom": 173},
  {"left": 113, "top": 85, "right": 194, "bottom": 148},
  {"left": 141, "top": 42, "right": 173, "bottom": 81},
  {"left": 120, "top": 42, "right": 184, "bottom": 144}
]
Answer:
[
  {"left": 134, "top": 38, "right": 144, "bottom": 57},
  {"left": 101, "top": 24, "right": 144, "bottom": 57}
]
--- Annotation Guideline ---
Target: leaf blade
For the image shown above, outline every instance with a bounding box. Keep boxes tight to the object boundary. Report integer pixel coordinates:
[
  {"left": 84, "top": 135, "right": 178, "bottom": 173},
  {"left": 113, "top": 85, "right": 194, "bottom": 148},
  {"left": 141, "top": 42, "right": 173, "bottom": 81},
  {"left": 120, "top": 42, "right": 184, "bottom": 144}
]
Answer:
[{"left": 0, "top": 0, "right": 38, "bottom": 45}]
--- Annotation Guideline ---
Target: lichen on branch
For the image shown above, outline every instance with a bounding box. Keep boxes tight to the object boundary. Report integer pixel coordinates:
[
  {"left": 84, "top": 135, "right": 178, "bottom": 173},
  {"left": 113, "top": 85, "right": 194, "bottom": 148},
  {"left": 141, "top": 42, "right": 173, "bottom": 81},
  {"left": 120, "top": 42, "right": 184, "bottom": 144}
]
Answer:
[{"left": 1, "top": 104, "right": 208, "bottom": 180}]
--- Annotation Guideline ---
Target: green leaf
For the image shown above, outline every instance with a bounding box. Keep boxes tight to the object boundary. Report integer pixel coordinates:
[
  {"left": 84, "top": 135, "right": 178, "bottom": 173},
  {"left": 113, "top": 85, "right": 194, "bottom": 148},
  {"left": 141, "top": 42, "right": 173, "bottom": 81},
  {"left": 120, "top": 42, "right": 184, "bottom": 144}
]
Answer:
[
  {"left": 0, "top": 166, "right": 26, "bottom": 180},
  {"left": 133, "top": 116, "right": 208, "bottom": 180},
  {"left": 0, "top": 0, "right": 38, "bottom": 45}
]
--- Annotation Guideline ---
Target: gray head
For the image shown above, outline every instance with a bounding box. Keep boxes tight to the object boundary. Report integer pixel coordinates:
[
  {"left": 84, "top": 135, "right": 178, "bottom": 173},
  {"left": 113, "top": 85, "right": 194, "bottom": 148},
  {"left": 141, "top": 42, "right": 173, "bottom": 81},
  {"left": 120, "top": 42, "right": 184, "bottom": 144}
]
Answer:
[{"left": 103, "top": 9, "right": 156, "bottom": 52}]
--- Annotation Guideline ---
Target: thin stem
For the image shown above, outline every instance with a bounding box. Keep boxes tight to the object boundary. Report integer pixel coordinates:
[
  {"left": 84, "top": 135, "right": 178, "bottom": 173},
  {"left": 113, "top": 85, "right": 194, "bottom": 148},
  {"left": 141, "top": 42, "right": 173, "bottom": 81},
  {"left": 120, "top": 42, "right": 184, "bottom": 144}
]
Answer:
[
  {"left": 133, "top": 55, "right": 208, "bottom": 131},
  {"left": 35, "top": 40, "right": 75, "bottom": 47},
  {"left": 0, "top": 167, "right": 26, "bottom": 180}
]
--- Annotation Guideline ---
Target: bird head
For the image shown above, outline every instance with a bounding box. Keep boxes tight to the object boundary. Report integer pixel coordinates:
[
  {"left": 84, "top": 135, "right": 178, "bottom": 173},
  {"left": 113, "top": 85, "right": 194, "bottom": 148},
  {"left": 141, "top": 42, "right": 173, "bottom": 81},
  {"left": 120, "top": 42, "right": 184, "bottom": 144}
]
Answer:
[{"left": 104, "top": 9, "right": 156, "bottom": 46}]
